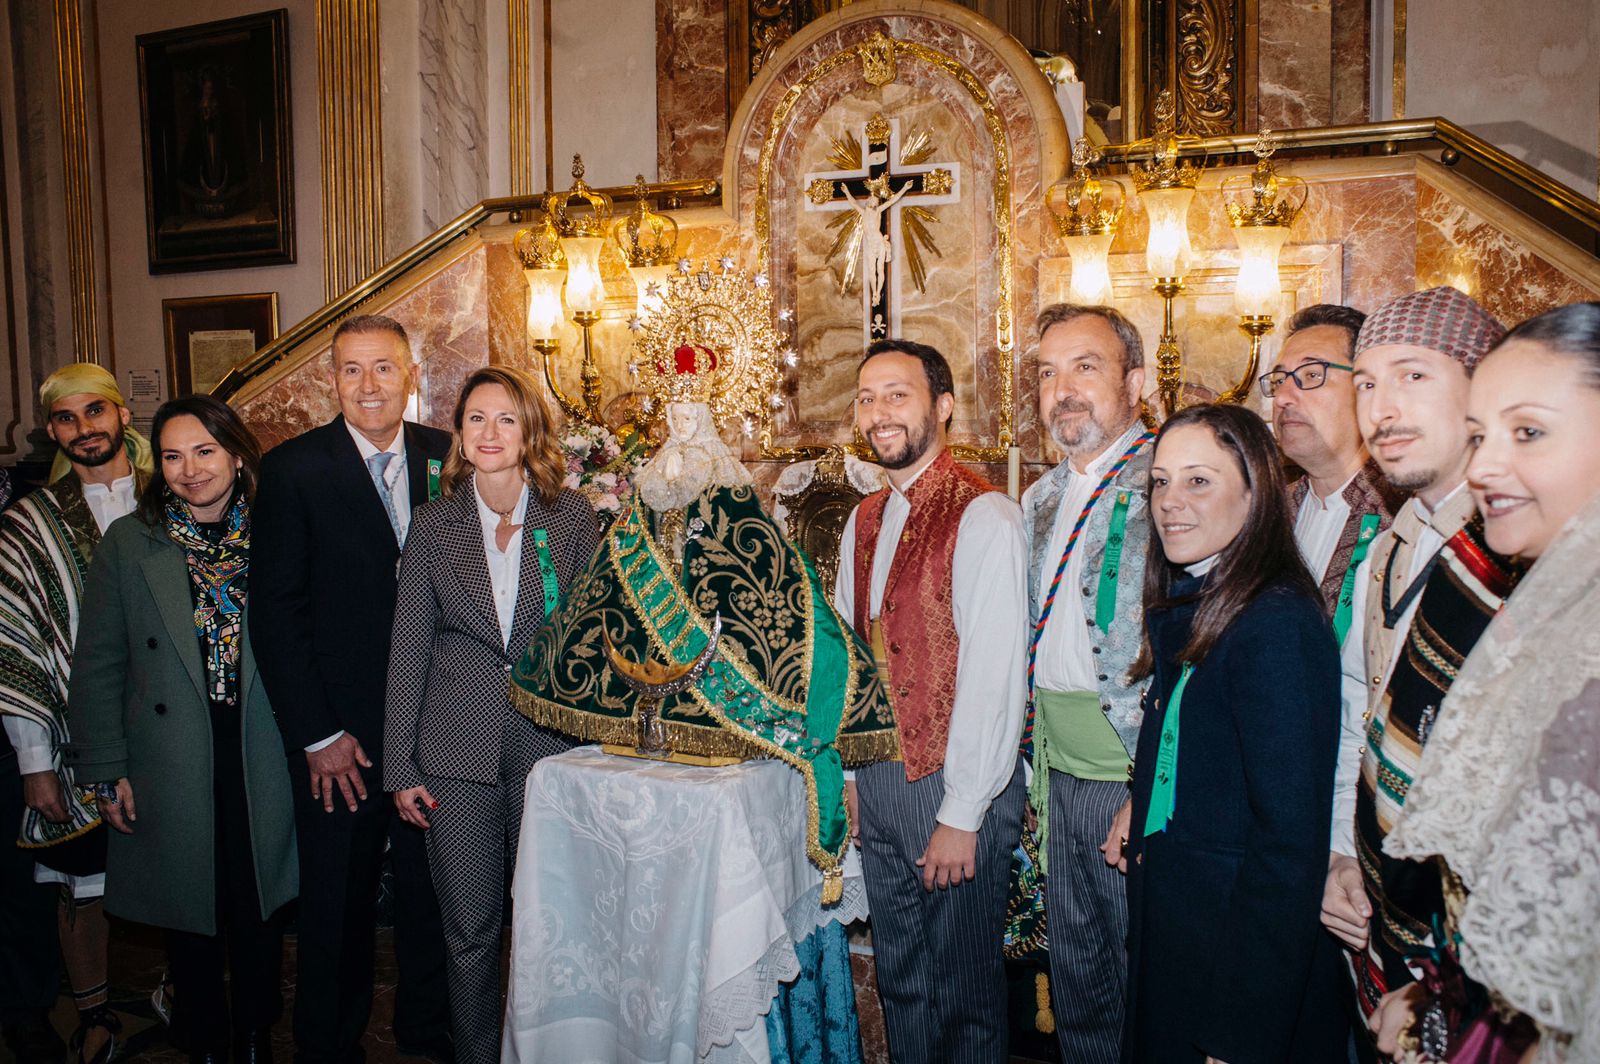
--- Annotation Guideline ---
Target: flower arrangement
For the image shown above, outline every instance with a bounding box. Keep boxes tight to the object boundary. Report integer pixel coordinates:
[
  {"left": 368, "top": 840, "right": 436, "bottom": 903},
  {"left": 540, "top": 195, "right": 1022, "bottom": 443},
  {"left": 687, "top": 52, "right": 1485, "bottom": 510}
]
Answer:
[{"left": 560, "top": 422, "right": 647, "bottom": 524}]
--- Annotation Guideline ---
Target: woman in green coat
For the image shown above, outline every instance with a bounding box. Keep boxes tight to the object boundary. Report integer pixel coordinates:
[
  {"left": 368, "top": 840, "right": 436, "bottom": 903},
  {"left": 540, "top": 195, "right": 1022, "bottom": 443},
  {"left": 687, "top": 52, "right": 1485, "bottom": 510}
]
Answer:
[{"left": 67, "top": 395, "right": 296, "bottom": 1064}]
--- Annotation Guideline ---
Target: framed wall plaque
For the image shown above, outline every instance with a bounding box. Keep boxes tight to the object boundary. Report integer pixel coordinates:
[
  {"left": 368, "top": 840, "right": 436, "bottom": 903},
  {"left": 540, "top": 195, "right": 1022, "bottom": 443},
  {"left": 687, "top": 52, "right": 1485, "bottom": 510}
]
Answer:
[
  {"left": 137, "top": 10, "right": 295, "bottom": 273},
  {"left": 162, "top": 292, "right": 280, "bottom": 396}
]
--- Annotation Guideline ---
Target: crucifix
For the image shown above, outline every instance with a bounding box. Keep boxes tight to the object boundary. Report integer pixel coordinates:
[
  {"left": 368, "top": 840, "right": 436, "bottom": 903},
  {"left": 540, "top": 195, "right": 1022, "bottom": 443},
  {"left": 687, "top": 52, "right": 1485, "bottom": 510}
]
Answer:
[{"left": 803, "top": 112, "right": 959, "bottom": 341}]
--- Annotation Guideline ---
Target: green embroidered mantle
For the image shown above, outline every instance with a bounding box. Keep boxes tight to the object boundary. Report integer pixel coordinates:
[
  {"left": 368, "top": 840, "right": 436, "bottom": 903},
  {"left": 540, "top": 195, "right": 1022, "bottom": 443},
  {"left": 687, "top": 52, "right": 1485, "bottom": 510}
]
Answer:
[{"left": 512, "top": 485, "right": 898, "bottom": 888}]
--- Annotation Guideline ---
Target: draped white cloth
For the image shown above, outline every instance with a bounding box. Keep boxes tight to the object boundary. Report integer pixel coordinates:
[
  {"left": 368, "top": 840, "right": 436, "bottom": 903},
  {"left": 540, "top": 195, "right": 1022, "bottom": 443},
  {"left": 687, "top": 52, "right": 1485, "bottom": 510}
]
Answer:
[{"left": 503, "top": 747, "right": 867, "bottom": 1064}]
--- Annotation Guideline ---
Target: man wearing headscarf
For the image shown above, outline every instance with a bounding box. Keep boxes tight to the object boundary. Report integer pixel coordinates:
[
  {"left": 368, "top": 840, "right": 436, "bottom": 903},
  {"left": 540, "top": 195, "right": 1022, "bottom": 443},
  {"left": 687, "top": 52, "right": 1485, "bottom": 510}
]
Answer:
[
  {"left": 0, "top": 364, "right": 151, "bottom": 1064},
  {"left": 1316, "top": 288, "right": 1519, "bottom": 1056}
]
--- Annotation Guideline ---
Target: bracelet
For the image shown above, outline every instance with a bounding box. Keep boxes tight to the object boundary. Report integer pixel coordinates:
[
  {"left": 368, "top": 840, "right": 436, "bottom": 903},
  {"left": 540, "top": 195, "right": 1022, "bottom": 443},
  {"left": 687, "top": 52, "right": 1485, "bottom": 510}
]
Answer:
[{"left": 93, "top": 782, "right": 120, "bottom": 805}]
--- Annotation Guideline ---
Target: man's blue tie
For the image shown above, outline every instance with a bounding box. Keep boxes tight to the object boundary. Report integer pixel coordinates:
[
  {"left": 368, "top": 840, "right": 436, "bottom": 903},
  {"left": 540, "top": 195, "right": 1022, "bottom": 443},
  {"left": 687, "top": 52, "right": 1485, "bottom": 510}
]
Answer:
[{"left": 365, "top": 451, "right": 404, "bottom": 546}]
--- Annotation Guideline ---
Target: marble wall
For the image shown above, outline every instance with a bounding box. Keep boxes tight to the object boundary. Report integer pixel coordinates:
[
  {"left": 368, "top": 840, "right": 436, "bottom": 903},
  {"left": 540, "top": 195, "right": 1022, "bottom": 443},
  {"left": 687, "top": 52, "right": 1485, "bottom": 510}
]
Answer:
[
  {"left": 656, "top": 0, "right": 729, "bottom": 182},
  {"left": 419, "top": 0, "right": 492, "bottom": 233}
]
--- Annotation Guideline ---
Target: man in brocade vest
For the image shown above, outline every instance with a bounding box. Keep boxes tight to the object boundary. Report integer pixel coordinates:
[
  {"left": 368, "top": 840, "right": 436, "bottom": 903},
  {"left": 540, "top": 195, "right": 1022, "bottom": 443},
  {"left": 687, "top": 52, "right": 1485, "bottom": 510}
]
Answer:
[
  {"left": 1268, "top": 304, "right": 1406, "bottom": 631},
  {"left": 835, "top": 338, "right": 1028, "bottom": 1063},
  {"left": 1318, "top": 287, "right": 1517, "bottom": 1055},
  {"left": 1019, "top": 304, "right": 1152, "bottom": 1064}
]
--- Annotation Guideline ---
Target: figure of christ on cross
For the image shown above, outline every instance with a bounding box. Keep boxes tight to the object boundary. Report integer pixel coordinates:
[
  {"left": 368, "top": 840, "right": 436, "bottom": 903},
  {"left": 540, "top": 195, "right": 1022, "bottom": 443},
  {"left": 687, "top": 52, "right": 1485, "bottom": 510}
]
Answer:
[{"left": 805, "top": 113, "right": 957, "bottom": 340}]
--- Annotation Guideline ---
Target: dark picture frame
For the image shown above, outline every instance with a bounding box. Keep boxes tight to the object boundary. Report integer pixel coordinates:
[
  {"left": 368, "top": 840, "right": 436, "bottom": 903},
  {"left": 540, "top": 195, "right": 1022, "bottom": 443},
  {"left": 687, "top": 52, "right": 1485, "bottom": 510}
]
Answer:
[
  {"left": 137, "top": 10, "right": 295, "bottom": 273},
  {"left": 162, "top": 292, "right": 280, "bottom": 396}
]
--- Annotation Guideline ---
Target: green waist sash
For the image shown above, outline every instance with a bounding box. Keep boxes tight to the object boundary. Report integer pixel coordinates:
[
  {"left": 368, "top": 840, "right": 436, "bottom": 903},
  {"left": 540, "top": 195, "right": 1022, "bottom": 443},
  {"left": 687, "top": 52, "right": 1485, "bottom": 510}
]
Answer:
[
  {"left": 1026, "top": 688, "right": 1131, "bottom": 872},
  {"left": 512, "top": 486, "right": 898, "bottom": 895}
]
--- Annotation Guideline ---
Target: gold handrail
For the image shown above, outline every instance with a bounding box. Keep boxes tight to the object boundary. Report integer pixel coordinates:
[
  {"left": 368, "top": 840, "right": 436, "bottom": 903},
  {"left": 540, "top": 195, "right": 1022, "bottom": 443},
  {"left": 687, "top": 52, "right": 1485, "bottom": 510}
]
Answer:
[
  {"left": 1098, "top": 117, "right": 1600, "bottom": 253},
  {"left": 212, "top": 176, "right": 719, "bottom": 401}
]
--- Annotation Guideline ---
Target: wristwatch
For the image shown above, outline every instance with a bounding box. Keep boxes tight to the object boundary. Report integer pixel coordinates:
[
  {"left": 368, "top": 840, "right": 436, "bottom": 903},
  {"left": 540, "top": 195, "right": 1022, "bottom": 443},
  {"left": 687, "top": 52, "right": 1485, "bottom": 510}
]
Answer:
[{"left": 93, "top": 781, "right": 120, "bottom": 805}]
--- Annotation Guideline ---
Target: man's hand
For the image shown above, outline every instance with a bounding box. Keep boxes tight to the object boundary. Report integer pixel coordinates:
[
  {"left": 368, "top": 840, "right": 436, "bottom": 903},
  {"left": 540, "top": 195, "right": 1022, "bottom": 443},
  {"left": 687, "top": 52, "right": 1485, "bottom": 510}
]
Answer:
[
  {"left": 97, "top": 778, "right": 136, "bottom": 834},
  {"left": 1101, "top": 797, "right": 1132, "bottom": 873},
  {"left": 305, "top": 734, "right": 372, "bottom": 813},
  {"left": 916, "top": 823, "right": 977, "bottom": 892},
  {"left": 393, "top": 786, "right": 438, "bottom": 830},
  {"left": 1321, "top": 852, "right": 1372, "bottom": 951},
  {"left": 845, "top": 780, "right": 860, "bottom": 849},
  {"left": 1370, "top": 982, "right": 1426, "bottom": 1056},
  {"left": 21, "top": 770, "right": 69, "bottom": 823}
]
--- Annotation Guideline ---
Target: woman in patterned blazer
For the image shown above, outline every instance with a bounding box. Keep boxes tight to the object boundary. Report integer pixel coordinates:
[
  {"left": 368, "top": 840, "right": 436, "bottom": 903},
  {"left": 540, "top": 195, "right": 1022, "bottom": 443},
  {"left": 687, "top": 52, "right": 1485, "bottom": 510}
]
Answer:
[{"left": 383, "top": 366, "right": 598, "bottom": 1064}]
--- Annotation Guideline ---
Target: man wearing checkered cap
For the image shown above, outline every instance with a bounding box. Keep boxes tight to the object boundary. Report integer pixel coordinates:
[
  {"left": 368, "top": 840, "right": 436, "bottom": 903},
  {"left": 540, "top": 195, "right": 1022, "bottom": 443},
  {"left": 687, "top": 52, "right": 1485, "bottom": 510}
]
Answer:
[{"left": 1318, "top": 287, "right": 1522, "bottom": 1053}]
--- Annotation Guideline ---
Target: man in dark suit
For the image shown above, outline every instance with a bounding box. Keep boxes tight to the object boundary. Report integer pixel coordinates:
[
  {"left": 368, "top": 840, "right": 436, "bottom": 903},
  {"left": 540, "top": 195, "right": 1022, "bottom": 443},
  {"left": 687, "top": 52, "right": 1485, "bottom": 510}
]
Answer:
[{"left": 252, "top": 314, "right": 453, "bottom": 1063}]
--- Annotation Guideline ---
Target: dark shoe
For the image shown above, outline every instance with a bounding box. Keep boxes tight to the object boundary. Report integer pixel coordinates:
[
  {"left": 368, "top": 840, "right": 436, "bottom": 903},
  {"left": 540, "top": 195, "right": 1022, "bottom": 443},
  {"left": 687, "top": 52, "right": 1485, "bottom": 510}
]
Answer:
[
  {"left": 1, "top": 1011, "right": 66, "bottom": 1063},
  {"left": 233, "top": 1028, "right": 274, "bottom": 1064},
  {"left": 393, "top": 1037, "right": 453, "bottom": 1064},
  {"left": 68, "top": 1005, "right": 121, "bottom": 1064}
]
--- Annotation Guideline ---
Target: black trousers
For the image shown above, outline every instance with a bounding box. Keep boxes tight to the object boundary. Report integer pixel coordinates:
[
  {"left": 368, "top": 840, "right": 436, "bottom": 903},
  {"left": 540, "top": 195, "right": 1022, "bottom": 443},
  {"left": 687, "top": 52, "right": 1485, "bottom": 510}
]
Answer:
[
  {"left": 288, "top": 755, "right": 449, "bottom": 1063},
  {"left": 166, "top": 700, "right": 287, "bottom": 1054},
  {"left": 0, "top": 745, "right": 61, "bottom": 1023}
]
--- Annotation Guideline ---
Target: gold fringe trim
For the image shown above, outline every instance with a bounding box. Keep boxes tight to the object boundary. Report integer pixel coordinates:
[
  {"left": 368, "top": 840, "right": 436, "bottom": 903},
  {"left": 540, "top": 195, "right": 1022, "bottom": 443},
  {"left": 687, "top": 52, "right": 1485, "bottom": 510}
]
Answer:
[
  {"left": 17, "top": 816, "right": 101, "bottom": 848},
  {"left": 835, "top": 728, "right": 901, "bottom": 767},
  {"left": 511, "top": 686, "right": 768, "bottom": 760}
]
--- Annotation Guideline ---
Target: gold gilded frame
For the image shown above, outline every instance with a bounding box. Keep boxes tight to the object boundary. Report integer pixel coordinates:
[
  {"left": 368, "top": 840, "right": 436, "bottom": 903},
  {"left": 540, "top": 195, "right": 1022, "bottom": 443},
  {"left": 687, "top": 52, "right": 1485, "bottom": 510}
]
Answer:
[{"left": 754, "top": 33, "right": 1015, "bottom": 462}]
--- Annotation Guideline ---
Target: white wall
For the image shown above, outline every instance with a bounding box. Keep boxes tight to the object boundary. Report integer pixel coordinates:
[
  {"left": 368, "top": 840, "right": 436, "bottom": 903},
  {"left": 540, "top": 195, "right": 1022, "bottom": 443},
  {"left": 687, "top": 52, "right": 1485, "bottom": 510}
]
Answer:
[
  {"left": 548, "top": 0, "right": 658, "bottom": 189},
  {"left": 94, "top": 0, "right": 326, "bottom": 386},
  {"left": 1407, "top": 0, "right": 1600, "bottom": 199}
]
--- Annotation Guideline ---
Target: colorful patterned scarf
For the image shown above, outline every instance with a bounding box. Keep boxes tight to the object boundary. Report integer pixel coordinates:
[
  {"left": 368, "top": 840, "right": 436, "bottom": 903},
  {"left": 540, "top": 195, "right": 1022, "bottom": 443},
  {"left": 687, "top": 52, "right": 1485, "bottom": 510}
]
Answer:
[{"left": 165, "top": 492, "right": 250, "bottom": 705}]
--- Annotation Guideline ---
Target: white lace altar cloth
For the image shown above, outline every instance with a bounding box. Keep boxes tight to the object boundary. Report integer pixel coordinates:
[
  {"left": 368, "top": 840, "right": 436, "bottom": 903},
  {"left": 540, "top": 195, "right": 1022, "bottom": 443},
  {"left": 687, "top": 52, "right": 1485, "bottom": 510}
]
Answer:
[{"left": 502, "top": 747, "right": 868, "bottom": 1063}]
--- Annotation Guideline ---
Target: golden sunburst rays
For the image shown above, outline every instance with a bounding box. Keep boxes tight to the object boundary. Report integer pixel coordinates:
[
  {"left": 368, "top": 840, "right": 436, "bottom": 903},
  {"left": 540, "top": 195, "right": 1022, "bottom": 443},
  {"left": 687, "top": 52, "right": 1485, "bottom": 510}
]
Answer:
[
  {"left": 898, "top": 206, "right": 941, "bottom": 293},
  {"left": 826, "top": 210, "right": 864, "bottom": 293}
]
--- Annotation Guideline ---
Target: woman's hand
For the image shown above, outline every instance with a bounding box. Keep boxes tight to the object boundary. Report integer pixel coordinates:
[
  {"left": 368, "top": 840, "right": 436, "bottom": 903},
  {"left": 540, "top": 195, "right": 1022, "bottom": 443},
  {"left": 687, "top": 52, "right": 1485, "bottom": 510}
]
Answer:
[
  {"left": 1370, "top": 982, "right": 1427, "bottom": 1056},
  {"left": 393, "top": 786, "right": 439, "bottom": 830},
  {"left": 97, "top": 778, "right": 136, "bottom": 834}
]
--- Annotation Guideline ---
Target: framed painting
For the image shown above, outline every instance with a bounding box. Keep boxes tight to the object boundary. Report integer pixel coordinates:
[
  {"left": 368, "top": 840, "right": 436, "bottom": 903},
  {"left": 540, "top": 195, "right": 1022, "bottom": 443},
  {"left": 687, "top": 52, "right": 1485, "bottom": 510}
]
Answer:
[
  {"left": 162, "top": 292, "right": 280, "bottom": 396},
  {"left": 137, "top": 10, "right": 295, "bottom": 273}
]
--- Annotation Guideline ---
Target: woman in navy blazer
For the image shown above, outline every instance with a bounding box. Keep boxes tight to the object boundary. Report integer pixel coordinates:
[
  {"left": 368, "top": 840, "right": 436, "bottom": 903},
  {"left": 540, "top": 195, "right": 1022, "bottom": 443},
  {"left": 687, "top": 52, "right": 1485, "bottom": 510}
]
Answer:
[
  {"left": 1122, "top": 404, "right": 1347, "bottom": 1064},
  {"left": 383, "top": 366, "right": 598, "bottom": 1064}
]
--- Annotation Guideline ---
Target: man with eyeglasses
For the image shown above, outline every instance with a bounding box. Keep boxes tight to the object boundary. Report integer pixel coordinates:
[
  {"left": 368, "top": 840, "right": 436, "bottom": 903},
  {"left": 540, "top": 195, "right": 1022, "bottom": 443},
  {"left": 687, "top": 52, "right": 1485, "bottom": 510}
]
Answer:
[{"left": 1263, "top": 305, "right": 1405, "bottom": 630}]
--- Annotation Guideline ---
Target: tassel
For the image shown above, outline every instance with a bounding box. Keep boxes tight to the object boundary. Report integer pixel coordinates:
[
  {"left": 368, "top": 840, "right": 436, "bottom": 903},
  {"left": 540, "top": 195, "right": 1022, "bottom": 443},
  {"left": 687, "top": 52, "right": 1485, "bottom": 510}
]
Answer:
[
  {"left": 821, "top": 865, "right": 843, "bottom": 906},
  {"left": 1035, "top": 971, "right": 1055, "bottom": 1034}
]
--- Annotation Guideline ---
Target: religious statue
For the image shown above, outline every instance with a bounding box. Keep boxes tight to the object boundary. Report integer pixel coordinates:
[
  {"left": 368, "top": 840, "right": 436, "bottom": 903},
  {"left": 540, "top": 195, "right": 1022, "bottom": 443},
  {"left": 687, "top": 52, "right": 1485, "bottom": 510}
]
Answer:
[
  {"left": 843, "top": 178, "right": 911, "bottom": 311},
  {"left": 512, "top": 265, "right": 897, "bottom": 901}
]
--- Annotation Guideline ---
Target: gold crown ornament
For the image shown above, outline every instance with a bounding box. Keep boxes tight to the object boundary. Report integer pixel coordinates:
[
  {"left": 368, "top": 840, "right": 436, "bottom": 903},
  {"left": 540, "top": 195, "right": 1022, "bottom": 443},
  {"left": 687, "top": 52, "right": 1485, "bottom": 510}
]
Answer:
[
  {"left": 632, "top": 258, "right": 783, "bottom": 425},
  {"left": 613, "top": 175, "right": 679, "bottom": 267},
  {"left": 545, "top": 155, "right": 613, "bottom": 237},
  {"left": 1130, "top": 91, "right": 1202, "bottom": 193}
]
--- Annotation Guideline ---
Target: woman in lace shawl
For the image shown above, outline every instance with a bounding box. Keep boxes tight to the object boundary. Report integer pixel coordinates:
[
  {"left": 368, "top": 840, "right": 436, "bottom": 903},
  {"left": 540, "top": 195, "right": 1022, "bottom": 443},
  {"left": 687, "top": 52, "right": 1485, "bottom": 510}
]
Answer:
[{"left": 1381, "top": 303, "right": 1600, "bottom": 1064}]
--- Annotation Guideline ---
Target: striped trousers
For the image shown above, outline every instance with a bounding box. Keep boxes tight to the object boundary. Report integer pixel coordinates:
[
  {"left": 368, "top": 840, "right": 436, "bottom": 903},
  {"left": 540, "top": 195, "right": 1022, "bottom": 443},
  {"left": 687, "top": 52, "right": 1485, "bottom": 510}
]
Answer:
[
  {"left": 857, "top": 757, "right": 1025, "bottom": 1064},
  {"left": 1045, "top": 771, "right": 1130, "bottom": 1064}
]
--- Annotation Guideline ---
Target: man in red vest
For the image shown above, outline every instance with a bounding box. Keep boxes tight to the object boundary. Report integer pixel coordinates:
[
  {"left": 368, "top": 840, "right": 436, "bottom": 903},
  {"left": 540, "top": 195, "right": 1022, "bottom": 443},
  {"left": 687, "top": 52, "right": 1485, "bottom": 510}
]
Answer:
[{"left": 835, "top": 338, "right": 1028, "bottom": 1062}]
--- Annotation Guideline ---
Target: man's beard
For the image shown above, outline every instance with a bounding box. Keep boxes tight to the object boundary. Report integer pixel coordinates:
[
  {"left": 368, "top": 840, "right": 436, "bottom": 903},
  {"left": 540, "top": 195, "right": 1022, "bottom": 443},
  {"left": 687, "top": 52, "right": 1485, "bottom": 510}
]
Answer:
[
  {"left": 61, "top": 424, "right": 126, "bottom": 468},
  {"left": 867, "top": 411, "right": 938, "bottom": 470},
  {"left": 1367, "top": 423, "right": 1435, "bottom": 490},
  {"left": 1049, "top": 399, "right": 1111, "bottom": 457}
]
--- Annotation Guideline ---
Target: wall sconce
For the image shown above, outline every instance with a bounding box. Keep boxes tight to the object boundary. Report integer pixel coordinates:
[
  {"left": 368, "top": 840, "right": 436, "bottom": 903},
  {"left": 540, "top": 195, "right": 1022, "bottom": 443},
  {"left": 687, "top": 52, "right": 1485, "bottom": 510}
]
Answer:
[
  {"left": 1132, "top": 91, "right": 1201, "bottom": 417},
  {"left": 513, "top": 214, "right": 583, "bottom": 420},
  {"left": 613, "top": 175, "right": 678, "bottom": 324},
  {"left": 1218, "top": 132, "right": 1305, "bottom": 403},
  {"left": 1048, "top": 140, "right": 1123, "bottom": 306}
]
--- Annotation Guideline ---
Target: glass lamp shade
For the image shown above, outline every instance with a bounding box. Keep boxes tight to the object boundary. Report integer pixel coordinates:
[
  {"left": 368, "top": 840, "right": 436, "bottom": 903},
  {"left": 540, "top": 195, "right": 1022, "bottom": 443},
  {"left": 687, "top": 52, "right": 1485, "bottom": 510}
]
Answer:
[
  {"left": 524, "top": 267, "right": 566, "bottom": 341},
  {"left": 628, "top": 263, "right": 673, "bottom": 319},
  {"left": 1232, "top": 224, "right": 1290, "bottom": 317},
  {"left": 1062, "top": 231, "right": 1116, "bottom": 305},
  {"left": 559, "top": 235, "right": 606, "bottom": 313},
  {"left": 1140, "top": 185, "right": 1195, "bottom": 279}
]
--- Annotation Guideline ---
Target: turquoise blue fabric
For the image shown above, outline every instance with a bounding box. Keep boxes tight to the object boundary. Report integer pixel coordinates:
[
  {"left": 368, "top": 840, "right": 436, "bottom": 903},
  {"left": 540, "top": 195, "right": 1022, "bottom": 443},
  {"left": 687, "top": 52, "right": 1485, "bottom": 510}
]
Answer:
[{"left": 764, "top": 921, "right": 864, "bottom": 1064}]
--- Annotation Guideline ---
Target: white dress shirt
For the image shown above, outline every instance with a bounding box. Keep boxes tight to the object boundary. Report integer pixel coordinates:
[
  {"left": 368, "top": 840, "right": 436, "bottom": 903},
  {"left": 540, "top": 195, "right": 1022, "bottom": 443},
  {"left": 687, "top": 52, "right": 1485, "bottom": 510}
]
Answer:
[
  {"left": 1025, "top": 424, "right": 1143, "bottom": 694},
  {"left": 82, "top": 474, "right": 137, "bottom": 535},
  {"left": 834, "top": 457, "right": 1029, "bottom": 833},
  {"left": 309, "top": 424, "right": 413, "bottom": 754},
  {"left": 1293, "top": 472, "right": 1356, "bottom": 584},
  {"left": 475, "top": 481, "right": 527, "bottom": 648},
  {"left": 1330, "top": 483, "right": 1467, "bottom": 856}
]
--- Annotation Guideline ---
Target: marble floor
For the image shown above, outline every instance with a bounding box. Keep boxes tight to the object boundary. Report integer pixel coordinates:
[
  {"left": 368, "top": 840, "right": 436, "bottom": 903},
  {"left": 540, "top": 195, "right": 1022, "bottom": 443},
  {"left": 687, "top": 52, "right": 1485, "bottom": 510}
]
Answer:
[{"left": 6, "top": 921, "right": 1056, "bottom": 1064}]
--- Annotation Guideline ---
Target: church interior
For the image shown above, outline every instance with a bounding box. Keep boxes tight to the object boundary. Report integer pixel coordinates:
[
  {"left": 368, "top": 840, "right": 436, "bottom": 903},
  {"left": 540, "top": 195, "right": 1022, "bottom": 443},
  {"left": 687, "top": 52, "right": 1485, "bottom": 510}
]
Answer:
[{"left": 2, "top": 0, "right": 1599, "bottom": 1061}]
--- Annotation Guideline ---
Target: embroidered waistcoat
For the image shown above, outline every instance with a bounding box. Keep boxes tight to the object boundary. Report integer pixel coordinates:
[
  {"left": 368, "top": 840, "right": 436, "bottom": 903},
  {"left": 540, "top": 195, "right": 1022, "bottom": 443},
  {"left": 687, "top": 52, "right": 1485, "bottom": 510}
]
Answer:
[
  {"left": 1352, "top": 516, "right": 1518, "bottom": 1015},
  {"left": 853, "top": 450, "right": 997, "bottom": 781}
]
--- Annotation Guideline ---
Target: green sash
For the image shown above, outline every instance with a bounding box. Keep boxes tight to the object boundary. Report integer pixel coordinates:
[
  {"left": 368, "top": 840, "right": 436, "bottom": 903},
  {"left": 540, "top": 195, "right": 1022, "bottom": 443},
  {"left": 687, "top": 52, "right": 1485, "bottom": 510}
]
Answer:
[
  {"left": 1026, "top": 688, "right": 1129, "bottom": 872},
  {"left": 1094, "top": 490, "right": 1134, "bottom": 633},
  {"left": 531, "top": 529, "right": 559, "bottom": 616},
  {"left": 1143, "top": 663, "right": 1194, "bottom": 836},
  {"left": 1332, "top": 514, "right": 1381, "bottom": 646}
]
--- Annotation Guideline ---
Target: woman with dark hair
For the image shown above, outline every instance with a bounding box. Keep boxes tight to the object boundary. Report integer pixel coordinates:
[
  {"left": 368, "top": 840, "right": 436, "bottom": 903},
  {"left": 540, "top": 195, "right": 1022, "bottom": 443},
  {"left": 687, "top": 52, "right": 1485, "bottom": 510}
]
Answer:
[
  {"left": 383, "top": 365, "right": 597, "bottom": 1064},
  {"left": 1122, "top": 403, "right": 1347, "bottom": 1064},
  {"left": 65, "top": 395, "right": 295, "bottom": 1064},
  {"left": 1378, "top": 303, "right": 1600, "bottom": 1064}
]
